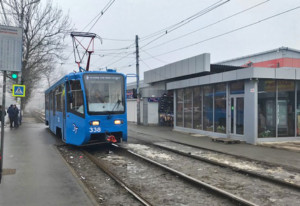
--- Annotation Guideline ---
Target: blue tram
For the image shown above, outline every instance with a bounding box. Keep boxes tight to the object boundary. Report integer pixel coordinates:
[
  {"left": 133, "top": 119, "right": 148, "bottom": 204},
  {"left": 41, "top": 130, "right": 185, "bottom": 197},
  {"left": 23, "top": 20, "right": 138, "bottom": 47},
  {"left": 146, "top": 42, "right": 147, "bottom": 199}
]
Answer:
[{"left": 45, "top": 69, "right": 127, "bottom": 146}]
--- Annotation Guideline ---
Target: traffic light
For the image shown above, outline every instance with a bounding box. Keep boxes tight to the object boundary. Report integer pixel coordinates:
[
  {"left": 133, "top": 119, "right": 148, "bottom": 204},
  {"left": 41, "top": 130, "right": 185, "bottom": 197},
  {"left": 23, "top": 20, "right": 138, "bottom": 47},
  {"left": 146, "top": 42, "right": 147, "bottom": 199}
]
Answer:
[
  {"left": 11, "top": 73, "right": 18, "bottom": 79},
  {"left": 132, "top": 89, "right": 137, "bottom": 98}
]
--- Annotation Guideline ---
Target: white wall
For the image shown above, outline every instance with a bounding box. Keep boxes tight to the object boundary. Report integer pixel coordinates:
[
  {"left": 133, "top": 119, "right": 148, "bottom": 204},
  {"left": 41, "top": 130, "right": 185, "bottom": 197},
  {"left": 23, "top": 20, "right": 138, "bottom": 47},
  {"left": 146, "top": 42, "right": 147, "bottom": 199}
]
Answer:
[
  {"left": 127, "top": 99, "right": 143, "bottom": 124},
  {"left": 127, "top": 99, "right": 157, "bottom": 125},
  {"left": 127, "top": 99, "right": 137, "bottom": 122},
  {"left": 148, "top": 102, "right": 158, "bottom": 124}
]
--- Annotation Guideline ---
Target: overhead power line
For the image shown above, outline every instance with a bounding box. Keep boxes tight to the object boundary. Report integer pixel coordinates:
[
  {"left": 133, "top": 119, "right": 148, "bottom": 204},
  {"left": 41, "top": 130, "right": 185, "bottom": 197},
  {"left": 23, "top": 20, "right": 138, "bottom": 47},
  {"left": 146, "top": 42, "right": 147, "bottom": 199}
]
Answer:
[
  {"left": 91, "top": 0, "right": 229, "bottom": 64},
  {"left": 144, "top": 0, "right": 271, "bottom": 51},
  {"left": 140, "top": 48, "right": 167, "bottom": 64},
  {"left": 140, "top": 59, "right": 152, "bottom": 70},
  {"left": 141, "top": 0, "right": 228, "bottom": 41},
  {"left": 139, "top": 0, "right": 230, "bottom": 48},
  {"left": 102, "top": 37, "right": 133, "bottom": 42},
  {"left": 81, "top": 0, "right": 116, "bottom": 32},
  {"left": 99, "top": 41, "right": 136, "bottom": 66},
  {"left": 104, "top": 51, "right": 135, "bottom": 67},
  {"left": 145, "top": 5, "right": 300, "bottom": 59},
  {"left": 66, "top": 0, "right": 116, "bottom": 62}
]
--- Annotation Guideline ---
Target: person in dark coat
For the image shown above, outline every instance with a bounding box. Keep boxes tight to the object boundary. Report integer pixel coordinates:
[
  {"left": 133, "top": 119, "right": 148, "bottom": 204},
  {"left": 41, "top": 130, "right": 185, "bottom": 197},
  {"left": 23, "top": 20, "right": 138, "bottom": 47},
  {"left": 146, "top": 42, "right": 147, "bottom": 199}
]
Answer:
[
  {"left": 13, "top": 104, "right": 19, "bottom": 128},
  {"left": 0, "top": 105, "right": 6, "bottom": 124},
  {"left": 7, "top": 105, "right": 14, "bottom": 128}
]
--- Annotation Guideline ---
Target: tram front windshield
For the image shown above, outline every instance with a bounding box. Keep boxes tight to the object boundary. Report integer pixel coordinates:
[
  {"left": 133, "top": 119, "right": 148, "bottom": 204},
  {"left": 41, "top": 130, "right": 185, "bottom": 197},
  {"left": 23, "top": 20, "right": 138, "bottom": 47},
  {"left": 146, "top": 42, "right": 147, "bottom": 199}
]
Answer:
[{"left": 84, "top": 73, "right": 125, "bottom": 114}]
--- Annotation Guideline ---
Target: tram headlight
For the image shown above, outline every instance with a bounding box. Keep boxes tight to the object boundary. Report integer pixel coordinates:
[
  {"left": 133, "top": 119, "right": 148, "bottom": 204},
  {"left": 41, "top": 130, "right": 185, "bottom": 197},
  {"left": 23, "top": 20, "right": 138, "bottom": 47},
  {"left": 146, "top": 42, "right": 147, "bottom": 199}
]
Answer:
[
  {"left": 114, "top": 120, "right": 123, "bottom": 125},
  {"left": 90, "top": 121, "right": 100, "bottom": 126}
]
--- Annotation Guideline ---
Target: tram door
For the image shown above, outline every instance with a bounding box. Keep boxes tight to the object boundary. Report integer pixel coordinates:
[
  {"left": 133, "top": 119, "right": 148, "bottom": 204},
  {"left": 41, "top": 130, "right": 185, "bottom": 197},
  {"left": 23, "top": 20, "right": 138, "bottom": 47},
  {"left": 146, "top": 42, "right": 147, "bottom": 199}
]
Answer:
[
  {"left": 64, "top": 80, "right": 86, "bottom": 145},
  {"left": 230, "top": 96, "right": 244, "bottom": 135}
]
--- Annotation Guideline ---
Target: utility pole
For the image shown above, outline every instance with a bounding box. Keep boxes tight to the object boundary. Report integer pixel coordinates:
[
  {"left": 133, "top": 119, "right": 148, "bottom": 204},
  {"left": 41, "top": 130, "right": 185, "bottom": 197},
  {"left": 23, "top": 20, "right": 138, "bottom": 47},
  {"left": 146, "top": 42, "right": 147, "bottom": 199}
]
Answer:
[
  {"left": 0, "top": 0, "right": 8, "bottom": 183},
  {"left": 135, "top": 35, "right": 140, "bottom": 125},
  {"left": 0, "top": 71, "right": 6, "bottom": 183}
]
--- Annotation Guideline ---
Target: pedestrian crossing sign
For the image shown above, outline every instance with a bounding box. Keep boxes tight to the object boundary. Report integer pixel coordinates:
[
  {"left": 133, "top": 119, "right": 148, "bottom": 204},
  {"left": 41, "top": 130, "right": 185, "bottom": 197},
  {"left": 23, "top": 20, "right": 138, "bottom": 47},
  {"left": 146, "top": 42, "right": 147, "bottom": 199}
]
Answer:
[{"left": 12, "top": 84, "right": 26, "bottom": 97}]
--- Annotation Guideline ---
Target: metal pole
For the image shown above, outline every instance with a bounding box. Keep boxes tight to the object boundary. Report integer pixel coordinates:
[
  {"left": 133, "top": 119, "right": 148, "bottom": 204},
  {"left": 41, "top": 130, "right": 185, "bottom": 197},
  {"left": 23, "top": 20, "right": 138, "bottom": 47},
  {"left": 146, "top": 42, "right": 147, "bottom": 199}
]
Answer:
[
  {"left": 0, "top": 71, "right": 7, "bottom": 183},
  {"left": 135, "top": 35, "right": 140, "bottom": 125}
]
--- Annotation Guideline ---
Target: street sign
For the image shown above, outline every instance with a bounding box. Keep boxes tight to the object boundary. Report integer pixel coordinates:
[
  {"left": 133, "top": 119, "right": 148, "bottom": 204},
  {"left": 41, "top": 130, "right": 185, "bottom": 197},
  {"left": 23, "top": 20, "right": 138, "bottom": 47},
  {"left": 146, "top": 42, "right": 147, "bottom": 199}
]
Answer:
[
  {"left": 12, "top": 84, "right": 25, "bottom": 97},
  {"left": 0, "top": 25, "right": 22, "bottom": 72}
]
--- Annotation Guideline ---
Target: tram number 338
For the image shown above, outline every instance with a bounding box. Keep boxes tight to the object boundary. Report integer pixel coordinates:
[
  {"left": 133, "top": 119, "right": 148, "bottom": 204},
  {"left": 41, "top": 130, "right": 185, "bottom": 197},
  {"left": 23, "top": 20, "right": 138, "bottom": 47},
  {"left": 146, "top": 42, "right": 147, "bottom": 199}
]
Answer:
[{"left": 89, "top": 127, "right": 101, "bottom": 133}]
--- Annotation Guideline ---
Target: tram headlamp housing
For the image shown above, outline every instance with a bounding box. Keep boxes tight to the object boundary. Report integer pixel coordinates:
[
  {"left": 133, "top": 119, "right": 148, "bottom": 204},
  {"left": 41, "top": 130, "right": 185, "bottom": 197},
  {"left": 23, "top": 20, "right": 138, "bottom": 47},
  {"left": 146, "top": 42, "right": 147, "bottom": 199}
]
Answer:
[
  {"left": 114, "top": 120, "right": 123, "bottom": 125},
  {"left": 90, "top": 121, "right": 100, "bottom": 126}
]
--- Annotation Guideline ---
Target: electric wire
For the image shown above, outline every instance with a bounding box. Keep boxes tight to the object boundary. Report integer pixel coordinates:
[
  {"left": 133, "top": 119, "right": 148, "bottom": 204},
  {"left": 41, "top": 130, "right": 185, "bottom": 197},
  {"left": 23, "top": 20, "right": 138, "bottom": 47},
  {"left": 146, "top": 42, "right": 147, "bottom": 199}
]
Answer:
[
  {"left": 102, "top": 37, "right": 133, "bottom": 42},
  {"left": 140, "top": 0, "right": 230, "bottom": 49},
  {"left": 96, "top": 53, "right": 135, "bottom": 58},
  {"left": 140, "top": 48, "right": 167, "bottom": 64},
  {"left": 103, "top": 1, "right": 229, "bottom": 70},
  {"left": 104, "top": 51, "right": 135, "bottom": 67},
  {"left": 140, "top": 0, "right": 227, "bottom": 41},
  {"left": 143, "top": 0, "right": 271, "bottom": 51},
  {"left": 87, "top": 0, "right": 116, "bottom": 32},
  {"left": 140, "top": 59, "right": 152, "bottom": 70},
  {"left": 65, "top": 0, "right": 116, "bottom": 62},
  {"left": 145, "top": 5, "right": 300, "bottom": 59},
  {"left": 74, "top": 0, "right": 227, "bottom": 68}
]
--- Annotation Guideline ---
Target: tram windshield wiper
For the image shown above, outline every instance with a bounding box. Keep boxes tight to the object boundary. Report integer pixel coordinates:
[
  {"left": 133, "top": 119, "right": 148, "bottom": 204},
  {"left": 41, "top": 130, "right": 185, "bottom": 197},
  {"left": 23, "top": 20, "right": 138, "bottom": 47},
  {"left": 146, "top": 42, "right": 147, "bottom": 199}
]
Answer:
[
  {"left": 112, "top": 99, "right": 121, "bottom": 112},
  {"left": 107, "top": 100, "right": 121, "bottom": 119}
]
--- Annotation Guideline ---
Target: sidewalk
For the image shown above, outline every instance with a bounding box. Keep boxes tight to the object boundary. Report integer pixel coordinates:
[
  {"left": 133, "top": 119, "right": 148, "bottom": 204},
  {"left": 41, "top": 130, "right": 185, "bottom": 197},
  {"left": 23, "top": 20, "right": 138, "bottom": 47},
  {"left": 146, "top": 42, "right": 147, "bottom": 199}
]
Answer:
[
  {"left": 128, "top": 123, "right": 300, "bottom": 170},
  {"left": 0, "top": 117, "right": 95, "bottom": 206}
]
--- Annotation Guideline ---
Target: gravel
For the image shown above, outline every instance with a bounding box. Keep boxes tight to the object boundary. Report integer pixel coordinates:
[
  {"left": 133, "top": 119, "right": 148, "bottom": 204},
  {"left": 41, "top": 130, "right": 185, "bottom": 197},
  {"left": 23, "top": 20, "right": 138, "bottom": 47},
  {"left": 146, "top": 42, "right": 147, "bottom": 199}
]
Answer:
[
  {"left": 91, "top": 147, "right": 234, "bottom": 206},
  {"left": 57, "top": 145, "right": 142, "bottom": 206},
  {"left": 123, "top": 142, "right": 300, "bottom": 206},
  {"left": 155, "top": 141, "right": 300, "bottom": 186}
]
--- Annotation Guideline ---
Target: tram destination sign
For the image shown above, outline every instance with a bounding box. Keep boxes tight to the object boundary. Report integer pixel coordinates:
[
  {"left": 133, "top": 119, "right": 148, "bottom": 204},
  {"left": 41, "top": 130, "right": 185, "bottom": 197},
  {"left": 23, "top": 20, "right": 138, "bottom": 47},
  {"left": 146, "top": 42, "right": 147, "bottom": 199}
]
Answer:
[{"left": 0, "top": 25, "right": 22, "bottom": 72}]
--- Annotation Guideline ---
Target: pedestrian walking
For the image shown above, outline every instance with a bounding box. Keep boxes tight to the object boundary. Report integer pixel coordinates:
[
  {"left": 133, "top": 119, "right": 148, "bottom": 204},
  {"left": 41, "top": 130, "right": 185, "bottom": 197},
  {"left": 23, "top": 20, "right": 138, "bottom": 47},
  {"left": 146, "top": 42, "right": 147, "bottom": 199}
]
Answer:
[
  {"left": 7, "top": 105, "right": 14, "bottom": 128},
  {"left": 13, "top": 104, "right": 19, "bottom": 128}
]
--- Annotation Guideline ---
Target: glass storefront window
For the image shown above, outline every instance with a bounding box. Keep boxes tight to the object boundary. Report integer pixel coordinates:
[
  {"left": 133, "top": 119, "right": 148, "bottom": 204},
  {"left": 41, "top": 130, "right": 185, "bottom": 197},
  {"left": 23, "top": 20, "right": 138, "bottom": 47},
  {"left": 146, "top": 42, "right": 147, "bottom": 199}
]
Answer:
[
  {"left": 184, "top": 88, "right": 193, "bottom": 128},
  {"left": 236, "top": 97, "right": 244, "bottom": 135},
  {"left": 214, "top": 83, "right": 226, "bottom": 133},
  {"left": 258, "top": 80, "right": 276, "bottom": 138},
  {"left": 277, "top": 80, "right": 295, "bottom": 137},
  {"left": 193, "top": 87, "right": 202, "bottom": 129},
  {"left": 176, "top": 89, "right": 184, "bottom": 127},
  {"left": 203, "top": 85, "right": 213, "bottom": 131},
  {"left": 297, "top": 82, "right": 300, "bottom": 136}
]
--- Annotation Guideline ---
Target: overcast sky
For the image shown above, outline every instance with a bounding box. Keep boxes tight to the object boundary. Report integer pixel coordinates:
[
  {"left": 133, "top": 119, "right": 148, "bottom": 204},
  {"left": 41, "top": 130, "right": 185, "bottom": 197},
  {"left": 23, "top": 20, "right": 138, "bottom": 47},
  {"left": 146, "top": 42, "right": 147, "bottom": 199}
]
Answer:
[{"left": 50, "top": 0, "right": 300, "bottom": 82}]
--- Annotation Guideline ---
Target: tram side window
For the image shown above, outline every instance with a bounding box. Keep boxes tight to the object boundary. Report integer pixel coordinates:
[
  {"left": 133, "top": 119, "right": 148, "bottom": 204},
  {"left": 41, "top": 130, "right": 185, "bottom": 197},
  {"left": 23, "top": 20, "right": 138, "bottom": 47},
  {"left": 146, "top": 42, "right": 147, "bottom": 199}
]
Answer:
[
  {"left": 61, "top": 84, "right": 65, "bottom": 112},
  {"left": 56, "top": 86, "right": 62, "bottom": 112},
  {"left": 45, "top": 94, "right": 49, "bottom": 110},
  {"left": 52, "top": 91, "right": 55, "bottom": 115},
  {"left": 67, "top": 80, "right": 85, "bottom": 116}
]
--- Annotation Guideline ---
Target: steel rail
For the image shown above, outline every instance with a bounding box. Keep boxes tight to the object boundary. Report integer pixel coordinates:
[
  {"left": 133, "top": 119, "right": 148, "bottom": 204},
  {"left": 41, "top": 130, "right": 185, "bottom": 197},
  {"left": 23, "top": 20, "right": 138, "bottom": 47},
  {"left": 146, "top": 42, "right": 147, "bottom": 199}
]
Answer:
[
  {"left": 130, "top": 130, "right": 300, "bottom": 172},
  {"left": 113, "top": 145, "right": 258, "bottom": 206},
  {"left": 153, "top": 142, "right": 300, "bottom": 191},
  {"left": 169, "top": 139, "right": 300, "bottom": 172},
  {"left": 129, "top": 135, "right": 300, "bottom": 190},
  {"left": 82, "top": 150, "right": 153, "bottom": 206}
]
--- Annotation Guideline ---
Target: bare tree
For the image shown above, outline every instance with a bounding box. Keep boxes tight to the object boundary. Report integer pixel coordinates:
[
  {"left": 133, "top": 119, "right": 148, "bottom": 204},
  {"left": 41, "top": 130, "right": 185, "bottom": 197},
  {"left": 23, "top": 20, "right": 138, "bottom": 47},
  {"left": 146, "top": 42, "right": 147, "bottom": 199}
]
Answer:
[
  {"left": 42, "top": 62, "right": 67, "bottom": 88},
  {"left": 2, "top": 0, "right": 71, "bottom": 109}
]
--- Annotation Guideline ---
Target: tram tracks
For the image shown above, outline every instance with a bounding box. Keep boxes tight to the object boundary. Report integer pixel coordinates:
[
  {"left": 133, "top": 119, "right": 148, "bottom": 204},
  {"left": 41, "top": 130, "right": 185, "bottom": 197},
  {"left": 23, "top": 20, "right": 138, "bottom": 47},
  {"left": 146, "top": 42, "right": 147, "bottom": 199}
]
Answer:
[
  {"left": 154, "top": 141, "right": 300, "bottom": 190},
  {"left": 129, "top": 136, "right": 300, "bottom": 190},
  {"left": 122, "top": 139, "right": 300, "bottom": 205},
  {"left": 84, "top": 145, "right": 256, "bottom": 206},
  {"left": 82, "top": 150, "right": 152, "bottom": 206},
  {"left": 57, "top": 139, "right": 300, "bottom": 205}
]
